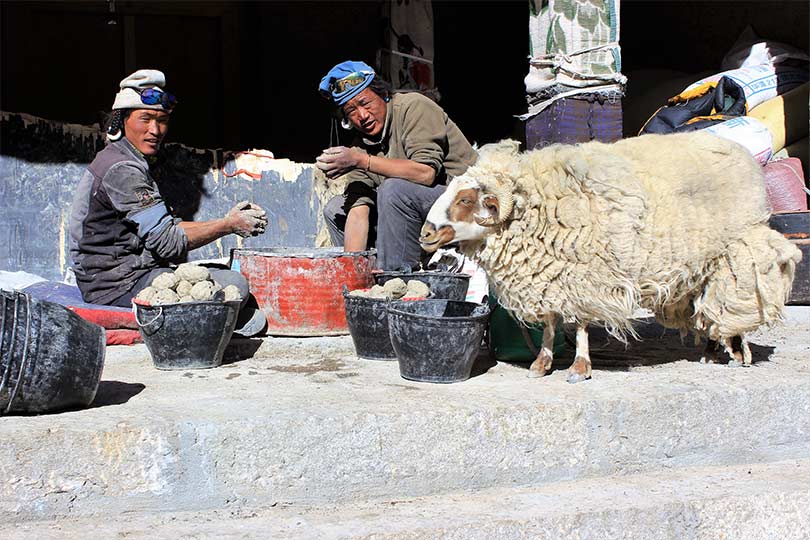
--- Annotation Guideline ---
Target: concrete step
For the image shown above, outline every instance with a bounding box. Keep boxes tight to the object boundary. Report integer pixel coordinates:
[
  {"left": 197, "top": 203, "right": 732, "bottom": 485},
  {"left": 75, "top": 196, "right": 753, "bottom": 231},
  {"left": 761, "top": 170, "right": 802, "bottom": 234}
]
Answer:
[
  {"left": 5, "top": 458, "right": 810, "bottom": 539},
  {"left": 1, "top": 308, "right": 808, "bottom": 522}
]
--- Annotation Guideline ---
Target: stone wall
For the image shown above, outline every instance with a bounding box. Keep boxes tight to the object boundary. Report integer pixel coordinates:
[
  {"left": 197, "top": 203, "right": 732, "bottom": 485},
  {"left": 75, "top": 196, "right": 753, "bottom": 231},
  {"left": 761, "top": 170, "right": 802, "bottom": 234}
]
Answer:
[{"left": 0, "top": 111, "right": 330, "bottom": 281}]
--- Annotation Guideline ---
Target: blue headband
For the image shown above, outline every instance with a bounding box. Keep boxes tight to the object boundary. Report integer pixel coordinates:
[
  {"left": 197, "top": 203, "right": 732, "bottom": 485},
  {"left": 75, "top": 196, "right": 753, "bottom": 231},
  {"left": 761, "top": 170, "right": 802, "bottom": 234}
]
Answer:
[{"left": 319, "top": 61, "right": 376, "bottom": 106}]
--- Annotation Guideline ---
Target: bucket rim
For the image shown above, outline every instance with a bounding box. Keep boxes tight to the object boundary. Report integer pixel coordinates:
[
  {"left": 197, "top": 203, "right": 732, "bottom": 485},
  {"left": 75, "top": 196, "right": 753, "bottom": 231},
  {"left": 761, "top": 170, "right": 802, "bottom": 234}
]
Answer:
[
  {"left": 133, "top": 299, "right": 242, "bottom": 309},
  {"left": 374, "top": 271, "right": 471, "bottom": 280},
  {"left": 387, "top": 299, "right": 490, "bottom": 321},
  {"left": 231, "top": 247, "right": 376, "bottom": 259},
  {"left": 343, "top": 287, "right": 433, "bottom": 302}
]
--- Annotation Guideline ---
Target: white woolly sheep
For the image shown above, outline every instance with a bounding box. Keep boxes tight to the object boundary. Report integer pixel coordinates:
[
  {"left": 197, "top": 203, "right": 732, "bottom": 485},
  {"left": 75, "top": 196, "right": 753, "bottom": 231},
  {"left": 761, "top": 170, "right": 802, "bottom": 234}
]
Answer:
[{"left": 420, "top": 132, "right": 802, "bottom": 382}]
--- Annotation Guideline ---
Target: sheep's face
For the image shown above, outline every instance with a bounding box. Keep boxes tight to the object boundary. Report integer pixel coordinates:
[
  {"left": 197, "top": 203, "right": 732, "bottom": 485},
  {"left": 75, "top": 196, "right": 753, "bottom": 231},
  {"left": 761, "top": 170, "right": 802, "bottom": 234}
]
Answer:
[{"left": 420, "top": 176, "right": 501, "bottom": 252}]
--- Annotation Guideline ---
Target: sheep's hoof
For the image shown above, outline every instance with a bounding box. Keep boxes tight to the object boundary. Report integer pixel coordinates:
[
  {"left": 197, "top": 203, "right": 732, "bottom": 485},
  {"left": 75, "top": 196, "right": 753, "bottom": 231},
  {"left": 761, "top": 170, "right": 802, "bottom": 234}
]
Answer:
[
  {"left": 566, "top": 356, "right": 591, "bottom": 384},
  {"left": 528, "top": 353, "right": 553, "bottom": 379},
  {"left": 566, "top": 372, "right": 590, "bottom": 384}
]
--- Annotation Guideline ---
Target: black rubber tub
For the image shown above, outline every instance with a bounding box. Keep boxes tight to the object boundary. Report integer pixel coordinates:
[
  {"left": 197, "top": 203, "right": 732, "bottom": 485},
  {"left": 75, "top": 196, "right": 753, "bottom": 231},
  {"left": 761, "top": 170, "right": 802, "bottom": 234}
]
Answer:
[
  {"left": 343, "top": 286, "right": 434, "bottom": 360},
  {"left": 387, "top": 299, "right": 490, "bottom": 383},
  {"left": 374, "top": 271, "right": 470, "bottom": 301},
  {"left": 343, "top": 288, "right": 397, "bottom": 360},
  {"left": 1, "top": 290, "right": 106, "bottom": 415},
  {"left": 134, "top": 299, "right": 241, "bottom": 370}
]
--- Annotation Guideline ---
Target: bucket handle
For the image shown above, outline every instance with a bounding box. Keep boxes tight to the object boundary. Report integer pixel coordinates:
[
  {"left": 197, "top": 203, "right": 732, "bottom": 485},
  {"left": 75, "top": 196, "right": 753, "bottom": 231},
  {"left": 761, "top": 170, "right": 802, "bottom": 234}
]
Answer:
[
  {"left": 133, "top": 304, "right": 164, "bottom": 335},
  {"left": 1, "top": 293, "right": 31, "bottom": 415}
]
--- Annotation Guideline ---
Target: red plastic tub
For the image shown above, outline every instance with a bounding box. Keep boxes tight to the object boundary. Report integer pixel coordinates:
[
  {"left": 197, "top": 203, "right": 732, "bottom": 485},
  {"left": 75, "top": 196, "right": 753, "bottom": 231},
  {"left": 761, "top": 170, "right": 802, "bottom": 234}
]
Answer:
[{"left": 231, "top": 248, "right": 376, "bottom": 336}]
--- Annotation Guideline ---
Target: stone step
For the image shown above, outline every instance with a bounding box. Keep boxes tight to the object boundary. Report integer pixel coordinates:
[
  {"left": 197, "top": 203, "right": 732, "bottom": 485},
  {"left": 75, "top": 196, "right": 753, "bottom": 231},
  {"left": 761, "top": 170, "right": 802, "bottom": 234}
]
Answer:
[
  {"left": 5, "top": 458, "right": 810, "bottom": 539},
  {"left": 1, "top": 308, "right": 808, "bottom": 522}
]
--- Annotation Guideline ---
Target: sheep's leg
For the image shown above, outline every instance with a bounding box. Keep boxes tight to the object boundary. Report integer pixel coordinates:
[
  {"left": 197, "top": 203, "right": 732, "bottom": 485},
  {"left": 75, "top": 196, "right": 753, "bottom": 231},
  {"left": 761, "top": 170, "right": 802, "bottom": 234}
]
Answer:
[
  {"left": 700, "top": 339, "right": 720, "bottom": 364},
  {"left": 528, "top": 314, "right": 559, "bottom": 378},
  {"left": 741, "top": 337, "right": 752, "bottom": 366},
  {"left": 724, "top": 335, "right": 750, "bottom": 368},
  {"left": 567, "top": 323, "right": 592, "bottom": 384}
]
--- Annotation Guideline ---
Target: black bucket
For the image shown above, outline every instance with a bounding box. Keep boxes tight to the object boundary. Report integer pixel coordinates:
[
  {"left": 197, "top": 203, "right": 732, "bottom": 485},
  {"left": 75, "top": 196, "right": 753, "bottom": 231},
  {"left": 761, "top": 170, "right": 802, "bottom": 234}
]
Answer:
[
  {"left": 387, "top": 299, "right": 490, "bottom": 383},
  {"left": 0, "top": 290, "right": 106, "bottom": 415},
  {"left": 374, "top": 271, "right": 470, "bottom": 301},
  {"left": 134, "top": 300, "right": 241, "bottom": 370},
  {"left": 343, "top": 287, "right": 396, "bottom": 360}
]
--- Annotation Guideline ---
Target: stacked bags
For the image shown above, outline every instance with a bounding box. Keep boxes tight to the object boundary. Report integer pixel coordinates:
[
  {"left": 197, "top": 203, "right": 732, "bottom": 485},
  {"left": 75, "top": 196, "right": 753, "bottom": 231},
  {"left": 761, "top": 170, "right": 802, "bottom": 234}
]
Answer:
[{"left": 641, "top": 27, "right": 809, "bottom": 211}]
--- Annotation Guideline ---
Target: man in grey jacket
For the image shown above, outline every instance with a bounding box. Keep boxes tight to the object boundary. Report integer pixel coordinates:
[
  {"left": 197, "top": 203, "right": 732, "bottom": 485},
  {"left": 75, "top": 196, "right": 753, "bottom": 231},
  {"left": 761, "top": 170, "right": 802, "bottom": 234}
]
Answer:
[{"left": 69, "top": 69, "right": 267, "bottom": 335}]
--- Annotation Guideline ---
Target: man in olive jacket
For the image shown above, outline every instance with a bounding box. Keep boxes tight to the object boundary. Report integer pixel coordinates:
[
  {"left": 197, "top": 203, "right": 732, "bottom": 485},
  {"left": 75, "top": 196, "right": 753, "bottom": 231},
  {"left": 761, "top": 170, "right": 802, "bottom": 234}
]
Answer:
[{"left": 317, "top": 61, "right": 477, "bottom": 271}]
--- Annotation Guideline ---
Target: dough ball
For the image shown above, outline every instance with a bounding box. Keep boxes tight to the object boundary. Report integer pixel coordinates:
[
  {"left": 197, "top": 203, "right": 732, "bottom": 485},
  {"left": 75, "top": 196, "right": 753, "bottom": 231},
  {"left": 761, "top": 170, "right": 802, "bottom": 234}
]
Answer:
[
  {"left": 135, "top": 286, "right": 157, "bottom": 303},
  {"left": 190, "top": 280, "right": 216, "bottom": 301},
  {"left": 222, "top": 284, "right": 242, "bottom": 302},
  {"left": 151, "top": 272, "right": 179, "bottom": 291},
  {"left": 175, "top": 280, "right": 193, "bottom": 296},
  {"left": 178, "top": 295, "right": 195, "bottom": 303},
  {"left": 368, "top": 284, "right": 388, "bottom": 299},
  {"left": 405, "top": 280, "right": 430, "bottom": 299},
  {"left": 348, "top": 288, "right": 371, "bottom": 297},
  {"left": 174, "top": 263, "right": 210, "bottom": 284},
  {"left": 382, "top": 278, "right": 407, "bottom": 299},
  {"left": 152, "top": 289, "right": 179, "bottom": 305}
]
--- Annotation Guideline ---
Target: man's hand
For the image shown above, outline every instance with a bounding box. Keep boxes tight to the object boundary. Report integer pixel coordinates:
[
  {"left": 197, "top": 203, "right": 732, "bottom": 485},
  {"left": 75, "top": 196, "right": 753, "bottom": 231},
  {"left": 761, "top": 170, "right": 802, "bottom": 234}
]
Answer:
[
  {"left": 226, "top": 200, "right": 268, "bottom": 237},
  {"left": 315, "top": 146, "right": 365, "bottom": 179}
]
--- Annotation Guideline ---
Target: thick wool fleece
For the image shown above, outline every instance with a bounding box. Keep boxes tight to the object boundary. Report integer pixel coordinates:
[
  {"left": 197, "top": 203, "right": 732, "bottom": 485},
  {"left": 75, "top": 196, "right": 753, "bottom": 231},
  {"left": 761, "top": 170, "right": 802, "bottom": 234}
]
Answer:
[{"left": 462, "top": 132, "right": 801, "bottom": 340}]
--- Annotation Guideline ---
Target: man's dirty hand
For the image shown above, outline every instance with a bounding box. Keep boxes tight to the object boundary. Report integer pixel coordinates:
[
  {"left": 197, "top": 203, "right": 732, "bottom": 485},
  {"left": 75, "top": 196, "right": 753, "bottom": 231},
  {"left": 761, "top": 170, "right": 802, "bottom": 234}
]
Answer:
[
  {"left": 316, "top": 146, "right": 365, "bottom": 179},
  {"left": 227, "top": 200, "right": 268, "bottom": 237}
]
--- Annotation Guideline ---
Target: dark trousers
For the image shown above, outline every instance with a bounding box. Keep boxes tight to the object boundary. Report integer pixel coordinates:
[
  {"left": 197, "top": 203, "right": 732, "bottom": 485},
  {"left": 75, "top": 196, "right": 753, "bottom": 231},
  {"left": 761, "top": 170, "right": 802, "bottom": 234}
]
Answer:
[{"left": 324, "top": 178, "right": 446, "bottom": 271}]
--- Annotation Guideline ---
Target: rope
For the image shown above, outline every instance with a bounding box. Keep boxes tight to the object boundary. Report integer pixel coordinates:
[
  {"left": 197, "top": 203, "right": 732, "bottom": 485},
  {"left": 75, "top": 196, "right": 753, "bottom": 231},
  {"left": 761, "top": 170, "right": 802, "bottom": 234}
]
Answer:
[
  {"left": 529, "top": 42, "right": 620, "bottom": 69},
  {"left": 518, "top": 83, "right": 624, "bottom": 120}
]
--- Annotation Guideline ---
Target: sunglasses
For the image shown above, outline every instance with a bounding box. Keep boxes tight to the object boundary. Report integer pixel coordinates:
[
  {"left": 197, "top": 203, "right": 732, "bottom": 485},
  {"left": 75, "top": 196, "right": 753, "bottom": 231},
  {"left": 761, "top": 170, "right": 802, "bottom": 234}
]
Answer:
[{"left": 136, "top": 87, "right": 177, "bottom": 110}]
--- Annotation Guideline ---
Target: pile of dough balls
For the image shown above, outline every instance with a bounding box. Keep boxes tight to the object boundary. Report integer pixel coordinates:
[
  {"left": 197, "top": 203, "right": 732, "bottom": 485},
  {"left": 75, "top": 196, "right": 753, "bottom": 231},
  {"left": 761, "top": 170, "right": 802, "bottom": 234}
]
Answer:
[
  {"left": 135, "top": 263, "right": 243, "bottom": 305},
  {"left": 350, "top": 278, "right": 430, "bottom": 300}
]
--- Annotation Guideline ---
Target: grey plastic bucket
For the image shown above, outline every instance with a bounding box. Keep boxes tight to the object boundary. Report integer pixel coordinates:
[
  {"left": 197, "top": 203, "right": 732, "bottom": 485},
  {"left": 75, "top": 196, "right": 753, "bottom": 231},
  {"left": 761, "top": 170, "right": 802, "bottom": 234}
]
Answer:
[
  {"left": 387, "top": 299, "right": 490, "bottom": 383},
  {"left": 134, "top": 300, "right": 241, "bottom": 370},
  {"left": 374, "top": 271, "right": 470, "bottom": 301},
  {"left": 0, "top": 290, "right": 106, "bottom": 415}
]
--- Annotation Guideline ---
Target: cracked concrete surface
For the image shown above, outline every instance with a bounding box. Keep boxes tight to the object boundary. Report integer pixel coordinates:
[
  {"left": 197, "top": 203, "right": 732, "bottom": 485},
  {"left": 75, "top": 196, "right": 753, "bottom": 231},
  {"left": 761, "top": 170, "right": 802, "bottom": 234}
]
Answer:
[{"left": 0, "top": 308, "right": 807, "bottom": 538}]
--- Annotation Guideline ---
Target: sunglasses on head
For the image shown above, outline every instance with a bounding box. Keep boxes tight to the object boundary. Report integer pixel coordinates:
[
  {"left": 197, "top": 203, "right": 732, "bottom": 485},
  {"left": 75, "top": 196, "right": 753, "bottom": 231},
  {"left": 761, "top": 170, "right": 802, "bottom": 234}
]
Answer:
[
  {"left": 332, "top": 72, "right": 371, "bottom": 94},
  {"left": 135, "top": 87, "right": 177, "bottom": 110}
]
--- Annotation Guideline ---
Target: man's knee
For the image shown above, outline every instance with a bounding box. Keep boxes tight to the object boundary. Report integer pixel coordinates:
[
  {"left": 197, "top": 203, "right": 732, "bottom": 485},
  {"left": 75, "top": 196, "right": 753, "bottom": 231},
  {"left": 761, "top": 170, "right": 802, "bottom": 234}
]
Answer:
[{"left": 377, "top": 177, "right": 418, "bottom": 211}]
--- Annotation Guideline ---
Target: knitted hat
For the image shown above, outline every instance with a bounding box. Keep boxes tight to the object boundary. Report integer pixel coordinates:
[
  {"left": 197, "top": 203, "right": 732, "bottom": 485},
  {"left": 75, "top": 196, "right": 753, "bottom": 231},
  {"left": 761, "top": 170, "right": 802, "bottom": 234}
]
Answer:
[
  {"left": 318, "top": 61, "right": 375, "bottom": 106},
  {"left": 111, "top": 69, "right": 174, "bottom": 111}
]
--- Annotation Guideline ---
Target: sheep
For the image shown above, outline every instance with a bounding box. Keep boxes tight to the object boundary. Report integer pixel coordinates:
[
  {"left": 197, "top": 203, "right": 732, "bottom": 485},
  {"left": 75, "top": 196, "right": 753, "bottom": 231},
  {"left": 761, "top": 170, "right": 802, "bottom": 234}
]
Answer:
[{"left": 420, "top": 132, "right": 802, "bottom": 382}]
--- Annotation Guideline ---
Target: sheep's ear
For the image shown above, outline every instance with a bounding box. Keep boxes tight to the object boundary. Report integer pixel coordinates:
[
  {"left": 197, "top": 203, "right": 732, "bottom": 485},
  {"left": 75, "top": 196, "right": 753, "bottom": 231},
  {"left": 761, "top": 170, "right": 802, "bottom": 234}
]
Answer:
[
  {"left": 482, "top": 194, "right": 500, "bottom": 214},
  {"left": 474, "top": 194, "right": 500, "bottom": 226}
]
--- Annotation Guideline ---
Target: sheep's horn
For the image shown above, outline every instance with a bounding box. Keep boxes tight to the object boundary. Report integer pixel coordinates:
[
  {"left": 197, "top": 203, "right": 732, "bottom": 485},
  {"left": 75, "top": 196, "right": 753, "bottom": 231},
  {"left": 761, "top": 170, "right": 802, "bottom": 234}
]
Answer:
[{"left": 474, "top": 182, "right": 514, "bottom": 226}]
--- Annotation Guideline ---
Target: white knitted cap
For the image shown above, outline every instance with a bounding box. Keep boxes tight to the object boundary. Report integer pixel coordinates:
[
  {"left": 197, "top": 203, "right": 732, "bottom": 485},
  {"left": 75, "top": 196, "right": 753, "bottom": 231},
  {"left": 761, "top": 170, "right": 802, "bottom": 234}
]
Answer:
[{"left": 111, "top": 69, "right": 169, "bottom": 111}]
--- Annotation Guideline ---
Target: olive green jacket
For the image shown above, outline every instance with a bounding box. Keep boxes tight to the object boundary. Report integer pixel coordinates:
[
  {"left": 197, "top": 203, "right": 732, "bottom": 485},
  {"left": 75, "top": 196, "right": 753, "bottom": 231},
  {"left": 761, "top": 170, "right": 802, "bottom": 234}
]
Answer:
[{"left": 342, "top": 92, "right": 477, "bottom": 208}]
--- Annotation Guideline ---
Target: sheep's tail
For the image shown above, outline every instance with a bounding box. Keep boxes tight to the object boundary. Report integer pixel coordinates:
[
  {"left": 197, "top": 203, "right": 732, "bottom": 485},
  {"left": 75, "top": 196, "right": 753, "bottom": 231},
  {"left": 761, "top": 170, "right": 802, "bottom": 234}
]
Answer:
[{"left": 692, "top": 226, "right": 802, "bottom": 338}]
